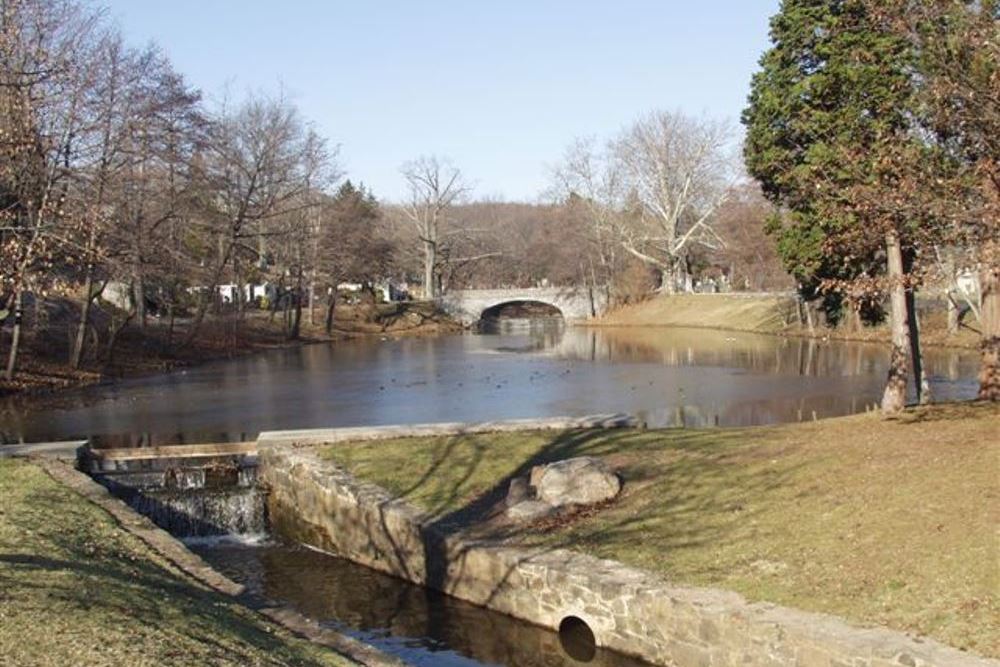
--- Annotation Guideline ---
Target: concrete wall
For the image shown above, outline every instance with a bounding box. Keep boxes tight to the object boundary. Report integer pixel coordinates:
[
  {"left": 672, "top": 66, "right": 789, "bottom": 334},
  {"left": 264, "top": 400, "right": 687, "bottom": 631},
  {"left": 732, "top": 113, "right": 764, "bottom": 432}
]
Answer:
[{"left": 258, "top": 422, "right": 997, "bottom": 667}]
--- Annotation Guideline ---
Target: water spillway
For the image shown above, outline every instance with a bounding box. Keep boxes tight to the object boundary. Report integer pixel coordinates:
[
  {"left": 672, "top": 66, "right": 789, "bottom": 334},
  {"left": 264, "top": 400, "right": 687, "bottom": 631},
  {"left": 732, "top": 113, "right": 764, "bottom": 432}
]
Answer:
[{"left": 82, "top": 441, "right": 266, "bottom": 538}]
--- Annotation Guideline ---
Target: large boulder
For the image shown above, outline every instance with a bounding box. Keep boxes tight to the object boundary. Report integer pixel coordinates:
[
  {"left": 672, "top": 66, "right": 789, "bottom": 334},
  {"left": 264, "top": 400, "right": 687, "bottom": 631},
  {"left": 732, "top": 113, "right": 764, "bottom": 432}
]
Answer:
[
  {"left": 530, "top": 457, "right": 621, "bottom": 507},
  {"left": 504, "top": 457, "right": 621, "bottom": 522}
]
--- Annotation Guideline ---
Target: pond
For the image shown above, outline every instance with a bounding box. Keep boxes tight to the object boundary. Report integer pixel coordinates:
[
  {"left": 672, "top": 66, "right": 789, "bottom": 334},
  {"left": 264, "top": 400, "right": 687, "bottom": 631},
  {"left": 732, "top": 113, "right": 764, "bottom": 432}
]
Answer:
[{"left": 0, "top": 323, "right": 979, "bottom": 446}]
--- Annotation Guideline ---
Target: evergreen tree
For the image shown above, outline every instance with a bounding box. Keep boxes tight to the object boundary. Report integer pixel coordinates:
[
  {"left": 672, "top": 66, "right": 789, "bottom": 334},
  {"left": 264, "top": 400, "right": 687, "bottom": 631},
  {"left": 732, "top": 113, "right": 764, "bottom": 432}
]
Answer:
[{"left": 743, "top": 0, "right": 933, "bottom": 412}]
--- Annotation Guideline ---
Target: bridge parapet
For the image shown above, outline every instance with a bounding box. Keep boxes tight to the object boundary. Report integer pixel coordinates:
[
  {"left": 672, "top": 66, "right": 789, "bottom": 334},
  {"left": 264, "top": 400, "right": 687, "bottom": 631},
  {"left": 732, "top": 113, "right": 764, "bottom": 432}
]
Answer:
[{"left": 438, "top": 286, "right": 607, "bottom": 326}]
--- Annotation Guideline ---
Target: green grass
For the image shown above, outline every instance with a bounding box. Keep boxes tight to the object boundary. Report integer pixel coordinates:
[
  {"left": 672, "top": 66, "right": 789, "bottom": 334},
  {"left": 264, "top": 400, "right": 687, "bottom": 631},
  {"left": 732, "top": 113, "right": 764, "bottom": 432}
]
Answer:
[
  {"left": 322, "top": 402, "right": 1000, "bottom": 657},
  {"left": 0, "top": 459, "right": 355, "bottom": 667}
]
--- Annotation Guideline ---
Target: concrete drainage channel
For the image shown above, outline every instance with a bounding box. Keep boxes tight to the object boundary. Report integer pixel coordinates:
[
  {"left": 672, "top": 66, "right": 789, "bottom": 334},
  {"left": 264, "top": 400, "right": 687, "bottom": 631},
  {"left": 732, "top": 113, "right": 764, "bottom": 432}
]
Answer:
[{"left": 6, "top": 417, "right": 999, "bottom": 667}]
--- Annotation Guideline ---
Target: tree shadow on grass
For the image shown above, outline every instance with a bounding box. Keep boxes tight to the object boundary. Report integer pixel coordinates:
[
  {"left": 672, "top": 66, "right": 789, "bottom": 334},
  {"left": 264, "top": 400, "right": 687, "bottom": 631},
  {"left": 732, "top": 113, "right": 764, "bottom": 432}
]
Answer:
[
  {"left": 345, "top": 424, "right": 802, "bottom": 607},
  {"left": 0, "top": 470, "right": 341, "bottom": 667}
]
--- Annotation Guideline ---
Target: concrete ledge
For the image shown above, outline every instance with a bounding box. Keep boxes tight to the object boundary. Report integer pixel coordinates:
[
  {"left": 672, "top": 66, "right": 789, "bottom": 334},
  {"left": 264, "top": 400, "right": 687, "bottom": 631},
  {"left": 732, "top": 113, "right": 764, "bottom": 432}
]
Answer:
[
  {"left": 35, "top": 458, "right": 406, "bottom": 667},
  {"left": 0, "top": 440, "right": 87, "bottom": 460},
  {"left": 258, "top": 419, "right": 999, "bottom": 667},
  {"left": 258, "top": 414, "right": 637, "bottom": 447},
  {"left": 87, "top": 441, "right": 257, "bottom": 462}
]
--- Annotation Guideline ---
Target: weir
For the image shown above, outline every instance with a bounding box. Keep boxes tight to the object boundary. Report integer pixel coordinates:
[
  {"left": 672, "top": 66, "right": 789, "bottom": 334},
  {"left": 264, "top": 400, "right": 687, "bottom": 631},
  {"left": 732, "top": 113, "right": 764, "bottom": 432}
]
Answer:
[{"left": 82, "top": 441, "right": 266, "bottom": 538}]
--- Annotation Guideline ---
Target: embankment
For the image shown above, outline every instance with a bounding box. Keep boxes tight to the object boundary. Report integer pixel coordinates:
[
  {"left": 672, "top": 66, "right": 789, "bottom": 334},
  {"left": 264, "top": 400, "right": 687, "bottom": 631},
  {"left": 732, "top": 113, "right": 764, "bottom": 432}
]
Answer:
[
  {"left": 596, "top": 293, "right": 981, "bottom": 349},
  {"left": 0, "top": 456, "right": 375, "bottom": 666},
  {"left": 597, "top": 293, "right": 799, "bottom": 333},
  {"left": 258, "top": 413, "right": 999, "bottom": 667}
]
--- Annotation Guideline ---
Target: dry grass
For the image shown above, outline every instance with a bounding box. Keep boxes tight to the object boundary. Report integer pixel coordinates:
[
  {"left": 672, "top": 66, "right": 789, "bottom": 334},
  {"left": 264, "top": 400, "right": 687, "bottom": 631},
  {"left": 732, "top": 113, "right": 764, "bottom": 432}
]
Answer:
[
  {"left": 597, "top": 293, "right": 798, "bottom": 332},
  {"left": 322, "top": 402, "right": 1000, "bottom": 657},
  {"left": 0, "top": 459, "right": 355, "bottom": 667},
  {"left": 597, "top": 293, "right": 982, "bottom": 349}
]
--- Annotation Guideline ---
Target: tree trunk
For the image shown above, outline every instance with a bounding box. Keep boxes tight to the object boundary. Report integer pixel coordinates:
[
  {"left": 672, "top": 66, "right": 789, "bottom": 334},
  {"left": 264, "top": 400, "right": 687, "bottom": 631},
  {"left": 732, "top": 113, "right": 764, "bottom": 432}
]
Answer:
[
  {"left": 134, "top": 270, "right": 147, "bottom": 330},
  {"left": 234, "top": 256, "right": 244, "bottom": 319},
  {"left": 978, "top": 264, "right": 1000, "bottom": 401},
  {"left": 905, "top": 288, "right": 929, "bottom": 404},
  {"left": 308, "top": 273, "right": 316, "bottom": 326},
  {"left": 105, "top": 308, "right": 135, "bottom": 370},
  {"left": 289, "top": 267, "right": 303, "bottom": 341},
  {"left": 946, "top": 292, "right": 960, "bottom": 335},
  {"left": 184, "top": 244, "right": 232, "bottom": 347},
  {"left": 881, "top": 231, "right": 911, "bottom": 414},
  {"left": 71, "top": 264, "right": 95, "bottom": 369},
  {"left": 660, "top": 259, "right": 678, "bottom": 295},
  {"left": 423, "top": 240, "right": 437, "bottom": 299},
  {"left": 167, "top": 299, "right": 176, "bottom": 347},
  {"left": 186, "top": 289, "right": 213, "bottom": 347},
  {"left": 325, "top": 291, "right": 337, "bottom": 335},
  {"left": 4, "top": 291, "right": 24, "bottom": 381}
]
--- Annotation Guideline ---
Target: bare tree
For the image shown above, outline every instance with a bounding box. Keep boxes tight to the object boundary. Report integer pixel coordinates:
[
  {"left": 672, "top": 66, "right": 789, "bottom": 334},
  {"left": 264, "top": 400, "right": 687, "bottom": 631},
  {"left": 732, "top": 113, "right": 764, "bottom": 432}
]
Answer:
[
  {"left": 614, "top": 110, "right": 736, "bottom": 292},
  {"left": 704, "top": 183, "right": 792, "bottom": 291},
  {"left": 185, "top": 93, "right": 334, "bottom": 344},
  {"left": 551, "top": 137, "right": 629, "bottom": 300},
  {"left": 399, "top": 155, "right": 469, "bottom": 299},
  {"left": 0, "top": 0, "right": 100, "bottom": 379}
]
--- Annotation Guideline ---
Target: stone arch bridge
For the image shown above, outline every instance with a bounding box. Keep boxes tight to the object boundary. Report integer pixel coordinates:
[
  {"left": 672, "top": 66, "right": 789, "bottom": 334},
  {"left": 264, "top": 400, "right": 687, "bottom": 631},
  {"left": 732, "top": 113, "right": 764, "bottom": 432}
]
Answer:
[{"left": 438, "top": 286, "right": 607, "bottom": 326}]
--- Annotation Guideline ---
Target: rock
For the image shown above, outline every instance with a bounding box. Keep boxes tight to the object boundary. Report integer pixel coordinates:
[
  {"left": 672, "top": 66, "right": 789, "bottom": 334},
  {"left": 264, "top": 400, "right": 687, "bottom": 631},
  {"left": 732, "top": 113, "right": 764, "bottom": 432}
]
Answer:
[
  {"left": 530, "top": 457, "right": 621, "bottom": 508},
  {"left": 505, "top": 500, "right": 557, "bottom": 522},
  {"left": 505, "top": 476, "right": 531, "bottom": 507}
]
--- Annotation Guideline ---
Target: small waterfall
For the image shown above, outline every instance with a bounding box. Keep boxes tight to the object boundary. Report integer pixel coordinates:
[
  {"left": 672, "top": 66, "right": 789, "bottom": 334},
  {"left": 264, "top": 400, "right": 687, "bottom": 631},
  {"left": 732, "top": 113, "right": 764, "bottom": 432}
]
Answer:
[
  {"left": 123, "top": 487, "right": 267, "bottom": 537},
  {"left": 91, "top": 455, "right": 266, "bottom": 539}
]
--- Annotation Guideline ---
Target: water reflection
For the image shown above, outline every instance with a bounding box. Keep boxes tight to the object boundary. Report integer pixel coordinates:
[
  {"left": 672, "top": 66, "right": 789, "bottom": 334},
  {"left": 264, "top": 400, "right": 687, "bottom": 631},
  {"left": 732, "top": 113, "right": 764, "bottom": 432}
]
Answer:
[
  {"left": 194, "top": 542, "right": 653, "bottom": 667},
  {"left": 0, "top": 325, "right": 979, "bottom": 445}
]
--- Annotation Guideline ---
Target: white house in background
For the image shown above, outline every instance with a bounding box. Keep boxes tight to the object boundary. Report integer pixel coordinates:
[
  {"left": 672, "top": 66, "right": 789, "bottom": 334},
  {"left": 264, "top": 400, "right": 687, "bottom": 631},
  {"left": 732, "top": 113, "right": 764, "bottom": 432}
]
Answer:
[
  {"left": 335, "top": 281, "right": 410, "bottom": 302},
  {"left": 956, "top": 269, "right": 979, "bottom": 298},
  {"left": 217, "top": 283, "right": 278, "bottom": 305},
  {"left": 102, "top": 281, "right": 133, "bottom": 310}
]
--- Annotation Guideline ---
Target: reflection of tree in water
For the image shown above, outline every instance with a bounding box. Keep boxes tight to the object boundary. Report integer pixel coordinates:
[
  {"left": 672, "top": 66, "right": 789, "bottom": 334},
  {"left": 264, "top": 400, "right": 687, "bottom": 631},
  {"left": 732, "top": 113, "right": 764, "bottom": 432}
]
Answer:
[
  {"left": 552, "top": 327, "right": 974, "bottom": 381},
  {"left": 199, "top": 543, "right": 652, "bottom": 667}
]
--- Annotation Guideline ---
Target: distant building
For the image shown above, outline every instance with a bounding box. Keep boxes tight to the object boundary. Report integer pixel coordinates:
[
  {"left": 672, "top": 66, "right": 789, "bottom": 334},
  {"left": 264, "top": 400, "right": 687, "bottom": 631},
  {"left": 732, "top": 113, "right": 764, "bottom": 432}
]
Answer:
[
  {"left": 217, "top": 283, "right": 278, "bottom": 305},
  {"left": 956, "top": 269, "right": 979, "bottom": 298}
]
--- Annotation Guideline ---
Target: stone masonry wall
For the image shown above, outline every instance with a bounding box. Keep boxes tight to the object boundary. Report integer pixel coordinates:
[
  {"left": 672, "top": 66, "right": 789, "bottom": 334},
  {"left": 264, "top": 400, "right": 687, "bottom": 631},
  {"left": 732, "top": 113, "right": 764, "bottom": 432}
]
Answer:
[{"left": 258, "top": 420, "right": 998, "bottom": 667}]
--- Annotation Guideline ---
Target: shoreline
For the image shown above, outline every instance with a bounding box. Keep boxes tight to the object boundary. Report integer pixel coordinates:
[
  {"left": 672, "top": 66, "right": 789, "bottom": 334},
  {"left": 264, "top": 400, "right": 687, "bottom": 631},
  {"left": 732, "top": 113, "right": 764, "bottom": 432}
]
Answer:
[
  {"left": 0, "top": 302, "right": 462, "bottom": 400},
  {"left": 4, "top": 293, "right": 983, "bottom": 401},
  {"left": 589, "top": 292, "right": 982, "bottom": 352},
  {"left": 581, "top": 319, "right": 982, "bottom": 352}
]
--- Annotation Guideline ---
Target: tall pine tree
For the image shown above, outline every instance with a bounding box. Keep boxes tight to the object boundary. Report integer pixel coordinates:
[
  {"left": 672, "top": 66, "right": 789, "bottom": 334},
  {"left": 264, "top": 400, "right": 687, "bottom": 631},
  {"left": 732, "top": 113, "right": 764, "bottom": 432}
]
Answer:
[{"left": 743, "top": 0, "right": 933, "bottom": 412}]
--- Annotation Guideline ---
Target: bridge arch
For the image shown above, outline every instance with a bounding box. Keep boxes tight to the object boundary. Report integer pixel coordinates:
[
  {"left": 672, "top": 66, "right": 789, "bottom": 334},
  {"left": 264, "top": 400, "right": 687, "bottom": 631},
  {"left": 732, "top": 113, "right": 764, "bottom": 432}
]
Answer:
[
  {"left": 438, "top": 286, "right": 607, "bottom": 327},
  {"left": 479, "top": 299, "right": 564, "bottom": 322}
]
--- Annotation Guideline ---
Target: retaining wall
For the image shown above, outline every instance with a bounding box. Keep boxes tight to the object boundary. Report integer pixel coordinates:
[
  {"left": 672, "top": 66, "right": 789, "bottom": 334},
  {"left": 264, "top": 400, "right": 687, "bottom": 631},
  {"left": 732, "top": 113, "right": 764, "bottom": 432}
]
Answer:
[{"left": 258, "top": 419, "right": 998, "bottom": 667}]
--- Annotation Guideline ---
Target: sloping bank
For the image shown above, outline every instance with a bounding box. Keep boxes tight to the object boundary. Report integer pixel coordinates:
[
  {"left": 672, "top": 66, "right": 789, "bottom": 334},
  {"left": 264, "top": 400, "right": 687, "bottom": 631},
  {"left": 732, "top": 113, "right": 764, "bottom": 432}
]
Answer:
[
  {"left": 0, "top": 456, "right": 403, "bottom": 667},
  {"left": 596, "top": 293, "right": 800, "bottom": 333},
  {"left": 594, "top": 293, "right": 981, "bottom": 349},
  {"left": 257, "top": 408, "right": 999, "bottom": 667}
]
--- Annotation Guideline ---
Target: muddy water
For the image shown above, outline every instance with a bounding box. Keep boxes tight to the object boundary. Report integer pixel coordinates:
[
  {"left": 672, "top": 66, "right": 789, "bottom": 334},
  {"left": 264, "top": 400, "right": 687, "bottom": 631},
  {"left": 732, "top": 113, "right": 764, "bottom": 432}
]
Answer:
[
  {"left": 194, "top": 540, "right": 654, "bottom": 667},
  {"left": 0, "top": 323, "right": 979, "bottom": 446}
]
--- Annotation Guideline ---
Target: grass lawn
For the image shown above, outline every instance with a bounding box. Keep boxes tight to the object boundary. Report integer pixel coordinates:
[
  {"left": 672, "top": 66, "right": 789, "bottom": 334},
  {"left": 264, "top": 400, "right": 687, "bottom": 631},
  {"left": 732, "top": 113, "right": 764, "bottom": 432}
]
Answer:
[
  {"left": 598, "top": 293, "right": 798, "bottom": 332},
  {"left": 596, "top": 293, "right": 981, "bottom": 348},
  {"left": 322, "top": 402, "right": 1000, "bottom": 658},
  {"left": 0, "top": 459, "right": 356, "bottom": 667}
]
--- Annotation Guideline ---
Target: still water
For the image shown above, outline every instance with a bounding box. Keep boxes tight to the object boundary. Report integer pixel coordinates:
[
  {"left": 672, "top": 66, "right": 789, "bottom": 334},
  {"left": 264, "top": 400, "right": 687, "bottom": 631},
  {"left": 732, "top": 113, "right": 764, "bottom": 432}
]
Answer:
[
  {"left": 0, "top": 323, "right": 979, "bottom": 445},
  {"left": 194, "top": 540, "right": 654, "bottom": 667}
]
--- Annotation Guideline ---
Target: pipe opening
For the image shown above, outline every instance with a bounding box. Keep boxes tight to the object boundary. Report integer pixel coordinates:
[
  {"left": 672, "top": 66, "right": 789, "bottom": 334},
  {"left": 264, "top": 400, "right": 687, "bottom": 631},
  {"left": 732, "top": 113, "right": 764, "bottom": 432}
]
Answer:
[{"left": 558, "top": 615, "right": 596, "bottom": 662}]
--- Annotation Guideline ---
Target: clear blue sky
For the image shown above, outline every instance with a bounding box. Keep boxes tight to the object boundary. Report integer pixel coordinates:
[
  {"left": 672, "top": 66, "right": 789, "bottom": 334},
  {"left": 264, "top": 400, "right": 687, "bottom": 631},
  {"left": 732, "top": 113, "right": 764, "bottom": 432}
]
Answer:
[{"left": 102, "top": 1, "right": 780, "bottom": 201}]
